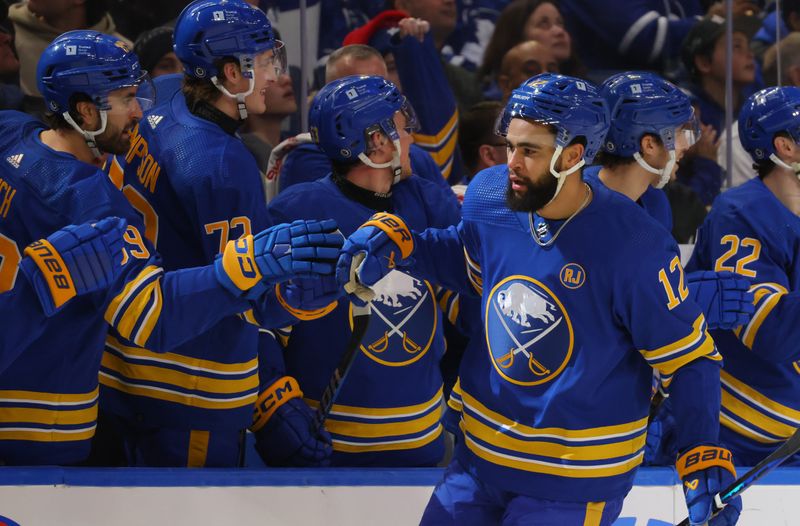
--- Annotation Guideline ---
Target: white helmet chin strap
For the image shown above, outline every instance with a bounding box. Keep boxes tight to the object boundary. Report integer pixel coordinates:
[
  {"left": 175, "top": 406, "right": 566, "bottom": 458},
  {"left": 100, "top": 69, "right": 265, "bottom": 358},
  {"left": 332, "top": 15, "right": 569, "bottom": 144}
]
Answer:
[
  {"left": 63, "top": 110, "right": 108, "bottom": 159},
  {"left": 358, "top": 138, "right": 404, "bottom": 183},
  {"left": 547, "top": 145, "right": 585, "bottom": 203},
  {"left": 633, "top": 150, "right": 675, "bottom": 189},
  {"left": 211, "top": 75, "right": 254, "bottom": 120},
  {"left": 769, "top": 153, "right": 800, "bottom": 177}
]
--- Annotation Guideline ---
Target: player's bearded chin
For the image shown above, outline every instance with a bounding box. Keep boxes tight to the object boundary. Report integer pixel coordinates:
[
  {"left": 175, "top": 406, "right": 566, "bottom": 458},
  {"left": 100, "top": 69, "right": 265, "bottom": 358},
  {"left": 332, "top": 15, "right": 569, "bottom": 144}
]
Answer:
[{"left": 506, "top": 166, "right": 559, "bottom": 213}]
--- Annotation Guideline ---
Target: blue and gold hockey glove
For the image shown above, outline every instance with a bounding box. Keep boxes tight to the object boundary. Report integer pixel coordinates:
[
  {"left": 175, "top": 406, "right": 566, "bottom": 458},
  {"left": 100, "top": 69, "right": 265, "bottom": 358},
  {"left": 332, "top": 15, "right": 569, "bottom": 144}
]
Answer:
[
  {"left": 215, "top": 219, "right": 343, "bottom": 300},
  {"left": 252, "top": 376, "right": 333, "bottom": 467},
  {"left": 676, "top": 445, "right": 742, "bottom": 526},
  {"left": 335, "top": 212, "right": 415, "bottom": 306},
  {"left": 20, "top": 217, "right": 127, "bottom": 316},
  {"left": 687, "top": 271, "right": 754, "bottom": 330},
  {"left": 275, "top": 274, "right": 342, "bottom": 321}
]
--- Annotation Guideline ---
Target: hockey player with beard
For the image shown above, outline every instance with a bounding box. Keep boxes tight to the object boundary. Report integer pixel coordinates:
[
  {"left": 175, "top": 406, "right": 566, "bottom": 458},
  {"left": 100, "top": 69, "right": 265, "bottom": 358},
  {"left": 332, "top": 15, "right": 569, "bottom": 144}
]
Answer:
[
  {"left": 336, "top": 74, "right": 741, "bottom": 525},
  {"left": 264, "top": 74, "right": 461, "bottom": 467}
]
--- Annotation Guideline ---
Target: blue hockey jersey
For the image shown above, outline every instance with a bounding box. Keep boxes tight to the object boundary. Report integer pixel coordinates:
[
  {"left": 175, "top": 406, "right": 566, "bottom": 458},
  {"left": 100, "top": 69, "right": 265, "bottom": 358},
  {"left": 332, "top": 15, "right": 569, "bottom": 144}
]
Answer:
[
  {"left": 687, "top": 177, "right": 800, "bottom": 466},
  {"left": 267, "top": 174, "right": 461, "bottom": 466},
  {"left": 408, "top": 164, "right": 719, "bottom": 501},
  {"left": 0, "top": 111, "right": 252, "bottom": 464},
  {"left": 583, "top": 165, "right": 673, "bottom": 233},
  {"left": 101, "top": 91, "right": 273, "bottom": 431}
]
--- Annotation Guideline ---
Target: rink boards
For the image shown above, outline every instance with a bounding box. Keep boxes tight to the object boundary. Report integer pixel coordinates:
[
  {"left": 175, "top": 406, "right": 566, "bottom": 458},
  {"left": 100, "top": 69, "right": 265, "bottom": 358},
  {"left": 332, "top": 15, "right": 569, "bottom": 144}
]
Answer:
[{"left": 0, "top": 467, "right": 799, "bottom": 525}]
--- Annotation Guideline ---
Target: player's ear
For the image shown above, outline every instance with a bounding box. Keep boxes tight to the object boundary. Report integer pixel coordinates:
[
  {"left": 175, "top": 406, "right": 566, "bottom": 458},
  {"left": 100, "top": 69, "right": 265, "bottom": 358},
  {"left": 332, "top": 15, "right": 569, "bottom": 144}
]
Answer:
[
  {"left": 74, "top": 100, "right": 99, "bottom": 130},
  {"left": 221, "top": 60, "right": 242, "bottom": 85},
  {"left": 773, "top": 135, "right": 796, "bottom": 159},
  {"left": 640, "top": 134, "right": 659, "bottom": 155},
  {"left": 562, "top": 141, "right": 585, "bottom": 169}
]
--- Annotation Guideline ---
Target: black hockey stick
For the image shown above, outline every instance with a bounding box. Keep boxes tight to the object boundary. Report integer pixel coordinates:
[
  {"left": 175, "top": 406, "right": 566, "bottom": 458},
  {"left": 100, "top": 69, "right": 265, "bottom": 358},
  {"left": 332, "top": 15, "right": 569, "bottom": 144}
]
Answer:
[
  {"left": 314, "top": 303, "right": 371, "bottom": 433},
  {"left": 676, "top": 427, "right": 800, "bottom": 525}
]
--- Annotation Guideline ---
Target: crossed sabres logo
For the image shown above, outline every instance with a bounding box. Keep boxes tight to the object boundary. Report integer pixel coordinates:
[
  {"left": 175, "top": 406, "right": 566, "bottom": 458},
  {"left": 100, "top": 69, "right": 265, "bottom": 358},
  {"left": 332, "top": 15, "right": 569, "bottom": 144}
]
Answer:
[
  {"left": 486, "top": 276, "right": 573, "bottom": 386},
  {"left": 354, "top": 270, "right": 436, "bottom": 367}
]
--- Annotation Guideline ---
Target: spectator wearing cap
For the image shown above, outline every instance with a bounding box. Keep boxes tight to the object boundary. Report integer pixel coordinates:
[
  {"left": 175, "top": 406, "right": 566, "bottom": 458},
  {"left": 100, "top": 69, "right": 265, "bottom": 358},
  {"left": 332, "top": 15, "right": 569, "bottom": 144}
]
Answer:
[
  {"left": 134, "top": 26, "right": 182, "bottom": 79},
  {"left": 344, "top": 13, "right": 466, "bottom": 183},
  {"left": 8, "top": 0, "right": 130, "bottom": 99}
]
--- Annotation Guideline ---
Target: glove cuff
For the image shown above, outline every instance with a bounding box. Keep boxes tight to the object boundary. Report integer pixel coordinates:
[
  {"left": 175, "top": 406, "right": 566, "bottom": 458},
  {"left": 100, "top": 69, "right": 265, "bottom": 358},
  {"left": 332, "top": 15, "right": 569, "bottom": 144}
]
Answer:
[
  {"left": 361, "top": 212, "right": 414, "bottom": 259},
  {"left": 23, "top": 239, "right": 77, "bottom": 310},
  {"left": 275, "top": 283, "right": 338, "bottom": 321},
  {"left": 220, "top": 235, "right": 263, "bottom": 293},
  {"left": 676, "top": 444, "right": 736, "bottom": 480},
  {"left": 252, "top": 376, "right": 303, "bottom": 432}
]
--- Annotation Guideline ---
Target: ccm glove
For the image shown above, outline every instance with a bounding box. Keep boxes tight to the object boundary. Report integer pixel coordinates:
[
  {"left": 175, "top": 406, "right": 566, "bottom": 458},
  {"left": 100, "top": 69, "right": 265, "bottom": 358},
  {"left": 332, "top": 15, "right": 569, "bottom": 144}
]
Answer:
[
  {"left": 20, "top": 217, "right": 127, "bottom": 316},
  {"left": 252, "top": 376, "right": 332, "bottom": 467},
  {"left": 215, "top": 219, "right": 343, "bottom": 300},
  {"left": 335, "top": 212, "right": 415, "bottom": 306},
  {"left": 677, "top": 444, "right": 742, "bottom": 525},
  {"left": 687, "top": 271, "right": 754, "bottom": 330}
]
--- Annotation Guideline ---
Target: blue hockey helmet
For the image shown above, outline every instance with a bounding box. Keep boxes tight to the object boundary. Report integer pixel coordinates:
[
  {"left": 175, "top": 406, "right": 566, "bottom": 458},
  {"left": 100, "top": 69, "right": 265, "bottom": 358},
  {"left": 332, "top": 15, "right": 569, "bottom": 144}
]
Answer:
[
  {"left": 600, "top": 72, "right": 699, "bottom": 188},
  {"left": 37, "top": 30, "right": 153, "bottom": 114},
  {"left": 738, "top": 86, "right": 800, "bottom": 168},
  {"left": 309, "top": 75, "right": 418, "bottom": 178},
  {"left": 496, "top": 73, "right": 609, "bottom": 198},
  {"left": 496, "top": 73, "right": 610, "bottom": 165},
  {"left": 173, "top": 0, "right": 285, "bottom": 80}
]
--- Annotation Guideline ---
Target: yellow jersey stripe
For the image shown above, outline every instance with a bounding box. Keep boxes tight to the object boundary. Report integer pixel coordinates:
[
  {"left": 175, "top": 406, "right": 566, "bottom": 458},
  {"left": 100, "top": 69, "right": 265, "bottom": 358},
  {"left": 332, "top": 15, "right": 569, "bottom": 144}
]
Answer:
[
  {"left": 640, "top": 314, "right": 706, "bottom": 361},
  {"left": 99, "top": 372, "right": 258, "bottom": 410},
  {"left": 326, "top": 405, "right": 441, "bottom": 439},
  {"left": 463, "top": 413, "right": 646, "bottom": 461},
  {"left": 0, "top": 388, "right": 98, "bottom": 405},
  {"left": 0, "top": 405, "right": 97, "bottom": 426},
  {"left": 741, "top": 285, "right": 786, "bottom": 349},
  {"left": 721, "top": 370, "right": 800, "bottom": 423},
  {"left": 105, "top": 265, "right": 161, "bottom": 327},
  {"left": 462, "top": 390, "right": 647, "bottom": 441},
  {"left": 425, "top": 131, "right": 459, "bottom": 167},
  {"left": 721, "top": 390, "right": 796, "bottom": 439},
  {"left": 584, "top": 501, "right": 606, "bottom": 526},
  {"left": 133, "top": 279, "right": 163, "bottom": 347},
  {"left": 720, "top": 412, "right": 784, "bottom": 444},
  {"left": 106, "top": 336, "right": 258, "bottom": 375},
  {"left": 412, "top": 112, "right": 458, "bottom": 147},
  {"left": 465, "top": 434, "right": 643, "bottom": 478},
  {"left": 305, "top": 387, "right": 442, "bottom": 419},
  {"left": 116, "top": 279, "right": 160, "bottom": 340},
  {"left": 187, "top": 430, "right": 210, "bottom": 467},
  {"left": 332, "top": 425, "right": 442, "bottom": 453},
  {"left": 101, "top": 352, "right": 259, "bottom": 395},
  {"left": 0, "top": 426, "right": 96, "bottom": 442}
]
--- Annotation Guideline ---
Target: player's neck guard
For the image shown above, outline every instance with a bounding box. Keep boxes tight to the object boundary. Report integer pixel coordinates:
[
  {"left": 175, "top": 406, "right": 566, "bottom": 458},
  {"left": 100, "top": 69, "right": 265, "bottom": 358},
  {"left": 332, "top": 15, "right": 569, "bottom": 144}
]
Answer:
[
  {"left": 769, "top": 153, "right": 800, "bottom": 177},
  {"left": 63, "top": 110, "right": 107, "bottom": 159},
  {"left": 633, "top": 149, "right": 675, "bottom": 189},
  {"left": 548, "top": 145, "right": 585, "bottom": 203}
]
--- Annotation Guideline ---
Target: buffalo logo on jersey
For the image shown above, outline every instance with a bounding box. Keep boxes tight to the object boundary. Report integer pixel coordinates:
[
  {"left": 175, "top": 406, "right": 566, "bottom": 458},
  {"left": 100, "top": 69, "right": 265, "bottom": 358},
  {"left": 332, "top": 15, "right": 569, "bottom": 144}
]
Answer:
[
  {"left": 559, "top": 263, "right": 586, "bottom": 289},
  {"left": 0, "top": 515, "right": 21, "bottom": 526},
  {"left": 353, "top": 270, "right": 437, "bottom": 367},
  {"left": 485, "top": 276, "right": 573, "bottom": 386}
]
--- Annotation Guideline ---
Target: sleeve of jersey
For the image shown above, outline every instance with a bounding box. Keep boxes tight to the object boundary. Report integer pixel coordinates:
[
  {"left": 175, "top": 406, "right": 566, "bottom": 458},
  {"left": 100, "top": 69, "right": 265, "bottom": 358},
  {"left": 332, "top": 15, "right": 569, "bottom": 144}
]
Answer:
[
  {"left": 0, "top": 278, "right": 49, "bottom": 372},
  {"left": 411, "top": 220, "right": 479, "bottom": 298},
  {"left": 619, "top": 241, "right": 720, "bottom": 379},
  {"left": 568, "top": 1, "right": 699, "bottom": 65},
  {"left": 102, "top": 226, "right": 251, "bottom": 351},
  {"left": 691, "top": 209, "right": 800, "bottom": 362},
  {"left": 393, "top": 33, "right": 462, "bottom": 184}
]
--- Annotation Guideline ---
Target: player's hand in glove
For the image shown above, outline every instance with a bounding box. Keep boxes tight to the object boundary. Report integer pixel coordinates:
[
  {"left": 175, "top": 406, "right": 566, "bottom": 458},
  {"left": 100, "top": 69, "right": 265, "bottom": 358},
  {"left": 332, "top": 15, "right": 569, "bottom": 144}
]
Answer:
[
  {"left": 276, "top": 274, "right": 343, "bottom": 320},
  {"left": 215, "top": 219, "right": 343, "bottom": 300},
  {"left": 252, "top": 376, "right": 332, "bottom": 467},
  {"left": 20, "top": 217, "right": 127, "bottom": 316},
  {"left": 677, "top": 445, "right": 742, "bottom": 526},
  {"left": 336, "top": 212, "right": 415, "bottom": 306},
  {"left": 687, "top": 271, "right": 754, "bottom": 330}
]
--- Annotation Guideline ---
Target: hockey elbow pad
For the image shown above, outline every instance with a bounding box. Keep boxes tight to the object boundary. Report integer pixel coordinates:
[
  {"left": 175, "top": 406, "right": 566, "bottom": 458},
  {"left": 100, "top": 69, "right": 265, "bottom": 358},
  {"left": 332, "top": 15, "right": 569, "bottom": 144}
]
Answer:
[
  {"left": 20, "top": 217, "right": 127, "bottom": 316},
  {"left": 335, "top": 212, "right": 415, "bottom": 306}
]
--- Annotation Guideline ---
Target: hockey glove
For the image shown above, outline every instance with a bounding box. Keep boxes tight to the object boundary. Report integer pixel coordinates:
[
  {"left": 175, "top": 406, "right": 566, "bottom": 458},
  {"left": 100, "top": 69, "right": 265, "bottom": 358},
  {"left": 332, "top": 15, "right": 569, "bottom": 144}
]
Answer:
[
  {"left": 335, "top": 212, "right": 415, "bottom": 306},
  {"left": 677, "top": 444, "right": 742, "bottom": 526},
  {"left": 20, "top": 217, "right": 127, "bottom": 316},
  {"left": 252, "top": 376, "right": 332, "bottom": 467},
  {"left": 644, "top": 398, "right": 678, "bottom": 466},
  {"left": 275, "top": 274, "right": 342, "bottom": 321},
  {"left": 215, "top": 219, "right": 343, "bottom": 300},
  {"left": 687, "top": 271, "right": 754, "bottom": 330}
]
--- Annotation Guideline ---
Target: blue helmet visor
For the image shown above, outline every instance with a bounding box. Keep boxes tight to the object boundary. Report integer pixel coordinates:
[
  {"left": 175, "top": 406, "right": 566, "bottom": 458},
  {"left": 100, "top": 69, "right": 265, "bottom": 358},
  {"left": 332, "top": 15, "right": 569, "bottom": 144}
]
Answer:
[{"left": 104, "top": 72, "right": 155, "bottom": 114}]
